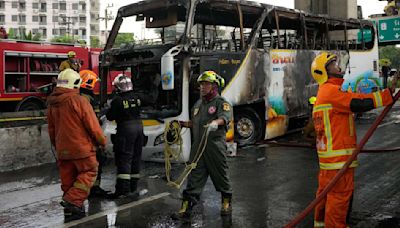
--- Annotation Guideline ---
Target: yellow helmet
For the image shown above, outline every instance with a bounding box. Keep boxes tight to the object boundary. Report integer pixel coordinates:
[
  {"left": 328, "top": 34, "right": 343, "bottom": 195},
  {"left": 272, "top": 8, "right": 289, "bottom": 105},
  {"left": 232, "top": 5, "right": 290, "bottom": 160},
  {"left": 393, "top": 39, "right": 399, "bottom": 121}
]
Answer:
[
  {"left": 57, "top": 69, "right": 82, "bottom": 89},
  {"left": 67, "top": 51, "right": 76, "bottom": 58},
  {"left": 197, "top": 70, "right": 225, "bottom": 87},
  {"left": 311, "top": 52, "right": 337, "bottom": 85},
  {"left": 309, "top": 96, "right": 317, "bottom": 105}
]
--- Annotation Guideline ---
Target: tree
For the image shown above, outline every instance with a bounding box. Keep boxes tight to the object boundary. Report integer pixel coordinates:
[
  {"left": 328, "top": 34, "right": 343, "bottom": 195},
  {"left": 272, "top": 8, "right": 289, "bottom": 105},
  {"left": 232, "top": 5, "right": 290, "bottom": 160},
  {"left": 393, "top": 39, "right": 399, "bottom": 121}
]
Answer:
[
  {"left": 8, "top": 28, "right": 16, "bottom": 39},
  {"left": 114, "top": 33, "right": 135, "bottom": 48},
  {"left": 90, "top": 36, "right": 102, "bottom": 48},
  {"left": 379, "top": 46, "right": 400, "bottom": 70},
  {"left": 50, "top": 35, "right": 75, "bottom": 44}
]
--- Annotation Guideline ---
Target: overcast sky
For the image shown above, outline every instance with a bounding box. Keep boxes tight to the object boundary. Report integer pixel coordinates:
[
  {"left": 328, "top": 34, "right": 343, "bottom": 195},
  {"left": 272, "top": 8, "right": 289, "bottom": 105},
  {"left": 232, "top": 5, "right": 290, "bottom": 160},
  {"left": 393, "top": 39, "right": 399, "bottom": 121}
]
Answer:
[{"left": 99, "top": 0, "right": 388, "bottom": 37}]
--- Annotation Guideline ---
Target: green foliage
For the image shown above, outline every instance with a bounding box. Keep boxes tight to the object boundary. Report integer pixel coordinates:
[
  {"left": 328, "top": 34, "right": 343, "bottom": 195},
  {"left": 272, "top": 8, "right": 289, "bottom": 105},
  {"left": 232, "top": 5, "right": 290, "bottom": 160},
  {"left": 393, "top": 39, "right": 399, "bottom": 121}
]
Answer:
[
  {"left": 379, "top": 46, "right": 400, "bottom": 69},
  {"left": 32, "top": 33, "right": 41, "bottom": 41},
  {"left": 90, "top": 36, "right": 102, "bottom": 48},
  {"left": 114, "top": 33, "right": 135, "bottom": 47},
  {"left": 8, "top": 28, "right": 16, "bottom": 39},
  {"left": 25, "top": 31, "right": 32, "bottom": 40},
  {"left": 50, "top": 35, "right": 76, "bottom": 44}
]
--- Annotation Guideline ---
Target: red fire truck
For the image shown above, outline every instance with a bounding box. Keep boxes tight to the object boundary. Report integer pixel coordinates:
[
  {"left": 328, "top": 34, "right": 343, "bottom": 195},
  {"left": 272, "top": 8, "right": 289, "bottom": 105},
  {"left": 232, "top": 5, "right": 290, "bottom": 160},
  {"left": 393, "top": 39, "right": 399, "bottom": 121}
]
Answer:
[{"left": 0, "top": 40, "right": 105, "bottom": 112}]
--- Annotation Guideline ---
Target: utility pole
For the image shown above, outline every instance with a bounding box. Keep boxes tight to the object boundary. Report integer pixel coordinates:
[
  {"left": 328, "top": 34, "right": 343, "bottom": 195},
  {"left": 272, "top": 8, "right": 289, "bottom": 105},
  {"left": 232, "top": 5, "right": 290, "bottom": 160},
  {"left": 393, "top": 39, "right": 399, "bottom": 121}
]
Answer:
[
  {"left": 97, "top": 3, "right": 114, "bottom": 42},
  {"left": 59, "top": 16, "right": 74, "bottom": 38}
]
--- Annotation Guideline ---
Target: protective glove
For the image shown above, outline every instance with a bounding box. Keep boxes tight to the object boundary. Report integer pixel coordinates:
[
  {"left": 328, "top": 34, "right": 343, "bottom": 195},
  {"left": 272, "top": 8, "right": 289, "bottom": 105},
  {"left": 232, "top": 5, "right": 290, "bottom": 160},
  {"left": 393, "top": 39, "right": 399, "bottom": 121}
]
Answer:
[{"left": 208, "top": 121, "right": 218, "bottom": 132}]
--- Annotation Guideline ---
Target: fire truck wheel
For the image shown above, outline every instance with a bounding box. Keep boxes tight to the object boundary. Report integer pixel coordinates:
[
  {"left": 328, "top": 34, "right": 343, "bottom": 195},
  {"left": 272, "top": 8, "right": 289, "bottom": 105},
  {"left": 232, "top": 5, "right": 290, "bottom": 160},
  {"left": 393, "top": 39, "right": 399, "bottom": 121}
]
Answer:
[
  {"left": 17, "top": 100, "right": 44, "bottom": 111},
  {"left": 234, "top": 108, "right": 262, "bottom": 146}
]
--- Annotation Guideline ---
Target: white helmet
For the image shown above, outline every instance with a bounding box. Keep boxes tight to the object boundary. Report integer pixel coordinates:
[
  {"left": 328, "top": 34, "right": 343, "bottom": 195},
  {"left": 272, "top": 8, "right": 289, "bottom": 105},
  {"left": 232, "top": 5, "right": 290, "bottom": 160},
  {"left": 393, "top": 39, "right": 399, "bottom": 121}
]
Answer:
[
  {"left": 57, "top": 69, "right": 82, "bottom": 89},
  {"left": 112, "top": 74, "right": 133, "bottom": 92}
]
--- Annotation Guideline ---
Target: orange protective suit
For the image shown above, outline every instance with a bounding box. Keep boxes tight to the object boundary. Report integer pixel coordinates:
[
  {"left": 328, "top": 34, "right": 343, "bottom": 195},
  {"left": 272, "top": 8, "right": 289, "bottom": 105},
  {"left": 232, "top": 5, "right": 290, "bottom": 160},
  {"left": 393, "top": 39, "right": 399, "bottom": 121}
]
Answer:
[
  {"left": 312, "top": 78, "right": 393, "bottom": 228},
  {"left": 47, "top": 87, "right": 106, "bottom": 207}
]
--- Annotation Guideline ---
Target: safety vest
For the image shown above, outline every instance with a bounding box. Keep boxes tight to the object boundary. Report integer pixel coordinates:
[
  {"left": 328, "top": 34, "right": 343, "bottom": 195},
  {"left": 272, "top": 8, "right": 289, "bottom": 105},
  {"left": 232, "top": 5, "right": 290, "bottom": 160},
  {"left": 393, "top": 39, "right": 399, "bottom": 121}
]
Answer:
[{"left": 313, "top": 78, "right": 393, "bottom": 170}]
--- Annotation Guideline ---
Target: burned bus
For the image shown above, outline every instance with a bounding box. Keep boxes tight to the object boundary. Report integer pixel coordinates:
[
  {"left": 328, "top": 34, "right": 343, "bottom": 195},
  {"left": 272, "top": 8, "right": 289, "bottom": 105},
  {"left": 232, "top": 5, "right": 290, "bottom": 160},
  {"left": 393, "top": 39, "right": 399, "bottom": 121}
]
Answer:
[{"left": 99, "top": 0, "right": 378, "bottom": 161}]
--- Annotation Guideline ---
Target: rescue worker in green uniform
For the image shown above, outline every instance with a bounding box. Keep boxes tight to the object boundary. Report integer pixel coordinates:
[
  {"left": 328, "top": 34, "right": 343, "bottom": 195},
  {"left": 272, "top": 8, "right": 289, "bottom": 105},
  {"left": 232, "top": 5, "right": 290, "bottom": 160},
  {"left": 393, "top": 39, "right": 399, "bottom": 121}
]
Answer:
[{"left": 174, "top": 70, "right": 233, "bottom": 220}]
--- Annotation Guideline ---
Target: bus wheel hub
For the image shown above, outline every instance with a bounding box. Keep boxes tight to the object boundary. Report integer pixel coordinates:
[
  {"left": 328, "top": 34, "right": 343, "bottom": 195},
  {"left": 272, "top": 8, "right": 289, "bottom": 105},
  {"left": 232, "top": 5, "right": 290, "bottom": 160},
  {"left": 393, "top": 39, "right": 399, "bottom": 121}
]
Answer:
[{"left": 237, "top": 118, "right": 254, "bottom": 138}]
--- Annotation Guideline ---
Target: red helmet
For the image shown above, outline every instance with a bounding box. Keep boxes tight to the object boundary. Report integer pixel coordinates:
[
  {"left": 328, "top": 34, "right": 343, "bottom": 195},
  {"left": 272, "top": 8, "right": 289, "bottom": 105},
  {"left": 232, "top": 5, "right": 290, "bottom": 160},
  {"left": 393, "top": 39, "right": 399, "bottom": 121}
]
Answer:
[{"left": 79, "top": 70, "right": 98, "bottom": 90}]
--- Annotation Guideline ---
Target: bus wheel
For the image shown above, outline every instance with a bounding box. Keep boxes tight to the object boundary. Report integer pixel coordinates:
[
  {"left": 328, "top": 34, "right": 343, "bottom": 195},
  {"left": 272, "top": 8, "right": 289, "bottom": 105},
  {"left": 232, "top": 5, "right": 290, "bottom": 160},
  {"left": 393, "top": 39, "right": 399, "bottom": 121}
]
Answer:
[
  {"left": 17, "top": 100, "right": 44, "bottom": 111},
  {"left": 234, "top": 108, "right": 262, "bottom": 146}
]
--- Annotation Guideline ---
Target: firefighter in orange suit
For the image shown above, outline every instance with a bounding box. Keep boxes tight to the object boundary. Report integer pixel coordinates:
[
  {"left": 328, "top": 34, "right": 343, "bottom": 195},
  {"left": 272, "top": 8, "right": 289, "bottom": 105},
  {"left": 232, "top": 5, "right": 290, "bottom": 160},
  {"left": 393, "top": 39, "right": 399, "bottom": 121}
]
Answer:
[
  {"left": 311, "top": 52, "right": 394, "bottom": 228},
  {"left": 47, "top": 69, "right": 106, "bottom": 221}
]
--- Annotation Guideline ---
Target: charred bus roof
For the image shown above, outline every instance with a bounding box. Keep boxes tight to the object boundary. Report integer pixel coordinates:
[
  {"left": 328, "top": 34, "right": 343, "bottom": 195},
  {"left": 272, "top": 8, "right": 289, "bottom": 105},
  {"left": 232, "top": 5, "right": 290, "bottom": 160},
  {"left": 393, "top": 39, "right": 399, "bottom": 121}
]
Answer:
[{"left": 105, "top": 0, "right": 374, "bottom": 50}]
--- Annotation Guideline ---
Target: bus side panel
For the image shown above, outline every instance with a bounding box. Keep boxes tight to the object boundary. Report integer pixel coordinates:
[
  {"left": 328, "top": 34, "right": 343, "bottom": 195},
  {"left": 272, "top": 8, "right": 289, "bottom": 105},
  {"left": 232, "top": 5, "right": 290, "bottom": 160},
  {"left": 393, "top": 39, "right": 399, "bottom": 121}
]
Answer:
[
  {"left": 344, "top": 47, "right": 380, "bottom": 93},
  {"left": 220, "top": 49, "right": 266, "bottom": 106},
  {"left": 265, "top": 50, "right": 318, "bottom": 139}
]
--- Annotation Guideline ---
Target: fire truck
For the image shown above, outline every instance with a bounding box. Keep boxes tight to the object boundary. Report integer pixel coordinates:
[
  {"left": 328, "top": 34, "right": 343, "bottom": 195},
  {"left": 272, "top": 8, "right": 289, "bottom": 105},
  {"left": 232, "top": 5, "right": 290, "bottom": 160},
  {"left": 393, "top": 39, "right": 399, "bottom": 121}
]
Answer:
[{"left": 0, "top": 40, "right": 104, "bottom": 112}]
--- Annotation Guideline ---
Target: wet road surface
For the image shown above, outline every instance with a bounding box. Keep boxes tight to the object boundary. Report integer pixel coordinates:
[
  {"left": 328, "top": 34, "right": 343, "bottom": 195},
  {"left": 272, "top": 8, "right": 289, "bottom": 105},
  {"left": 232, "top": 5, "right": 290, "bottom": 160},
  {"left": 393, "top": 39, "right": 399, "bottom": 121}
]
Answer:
[{"left": 1, "top": 107, "right": 400, "bottom": 227}]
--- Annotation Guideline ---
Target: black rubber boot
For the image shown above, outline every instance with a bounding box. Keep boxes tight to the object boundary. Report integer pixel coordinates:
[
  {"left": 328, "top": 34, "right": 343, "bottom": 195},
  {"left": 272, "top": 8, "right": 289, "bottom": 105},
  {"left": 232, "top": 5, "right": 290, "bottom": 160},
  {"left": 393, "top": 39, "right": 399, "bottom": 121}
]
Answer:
[
  {"left": 89, "top": 185, "right": 112, "bottom": 198},
  {"left": 220, "top": 194, "right": 232, "bottom": 216},
  {"left": 130, "top": 178, "right": 139, "bottom": 193},
  {"left": 108, "top": 179, "right": 130, "bottom": 199},
  {"left": 60, "top": 200, "right": 85, "bottom": 222}
]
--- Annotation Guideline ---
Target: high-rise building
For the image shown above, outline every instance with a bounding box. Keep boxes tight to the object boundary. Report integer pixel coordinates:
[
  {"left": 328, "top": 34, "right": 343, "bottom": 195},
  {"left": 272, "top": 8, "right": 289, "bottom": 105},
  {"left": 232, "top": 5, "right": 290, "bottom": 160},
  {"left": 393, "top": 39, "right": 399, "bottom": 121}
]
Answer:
[{"left": 0, "top": 0, "right": 100, "bottom": 45}]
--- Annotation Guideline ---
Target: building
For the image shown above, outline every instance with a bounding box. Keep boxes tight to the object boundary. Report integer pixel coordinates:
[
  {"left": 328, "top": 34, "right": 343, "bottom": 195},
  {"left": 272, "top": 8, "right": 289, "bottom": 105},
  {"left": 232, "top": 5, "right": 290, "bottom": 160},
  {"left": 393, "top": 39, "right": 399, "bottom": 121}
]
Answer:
[
  {"left": 0, "top": 0, "right": 100, "bottom": 45},
  {"left": 295, "top": 0, "right": 358, "bottom": 19}
]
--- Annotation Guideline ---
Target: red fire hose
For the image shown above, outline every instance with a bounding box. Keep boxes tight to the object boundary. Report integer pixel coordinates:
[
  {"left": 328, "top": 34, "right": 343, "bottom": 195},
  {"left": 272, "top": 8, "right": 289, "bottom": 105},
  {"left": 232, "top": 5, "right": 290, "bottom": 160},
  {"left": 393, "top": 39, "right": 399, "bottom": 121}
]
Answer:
[{"left": 285, "top": 90, "right": 400, "bottom": 228}]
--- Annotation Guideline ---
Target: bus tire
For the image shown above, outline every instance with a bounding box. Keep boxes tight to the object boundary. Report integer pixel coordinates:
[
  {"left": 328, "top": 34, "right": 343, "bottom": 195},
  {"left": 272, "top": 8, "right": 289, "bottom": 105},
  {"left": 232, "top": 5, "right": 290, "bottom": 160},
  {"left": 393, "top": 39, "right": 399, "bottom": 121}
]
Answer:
[
  {"left": 234, "top": 108, "right": 262, "bottom": 146},
  {"left": 16, "top": 99, "right": 45, "bottom": 111}
]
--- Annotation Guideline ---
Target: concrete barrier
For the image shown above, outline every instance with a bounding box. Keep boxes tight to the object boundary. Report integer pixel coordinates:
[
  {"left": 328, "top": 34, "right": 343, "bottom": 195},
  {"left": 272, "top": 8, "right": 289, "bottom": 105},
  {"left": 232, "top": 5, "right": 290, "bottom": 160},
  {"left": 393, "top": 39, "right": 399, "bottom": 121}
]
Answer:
[{"left": 0, "top": 124, "right": 54, "bottom": 172}]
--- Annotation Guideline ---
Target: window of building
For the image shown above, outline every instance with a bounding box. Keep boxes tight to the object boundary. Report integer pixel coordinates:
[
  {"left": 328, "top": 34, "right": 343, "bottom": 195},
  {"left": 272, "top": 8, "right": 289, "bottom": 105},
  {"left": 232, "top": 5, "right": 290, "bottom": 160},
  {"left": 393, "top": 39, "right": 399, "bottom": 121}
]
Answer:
[
  {"left": 12, "top": 2, "right": 17, "bottom": 8},
  {"left": 40, "top": 3, "right": 46, "bottom": 12},
  {"left": 39, "top": 15, "right": 46, "bottom": 24},
  {"left": 79, "top": 16, "right": 86, "bottom": 23},
  {"left": 80, "top": 3, "right": 86, "bottom": 11},
  {"left": 32, "top": 15, "right": 38, "bottom": 22},
  {"left": 73, "top": 29, "right": 78, "bottom": 35},
  {"left": 59, "top": 2, "right": 66, "bottom": 11},
  {"left": 52, "top": 3, "right": 58, "bottom": 9},
  {"left": 32, "top": 3, "right": 38, "bottom": 9},
  {"left": 52, "top": 16, "right": 58, "bottom": 22},
  {"left": 0, "top": 15, "right": 4, "bottom": 23},
  {"left": 19, "top": 15, "right": 26, "bottom": 23},
  {"left": 72, "top": 17, "right": 78, "bottom": 23},
  {"left": 19, "top": 2, "right": 25, "bottom": 10},
  {"left": 12, "top": 15, "right": 17, "bottom": 22},
  {"left": 72, "top": 3, "right": 78, "bottom": 10},
  {"left": 0, "top": 1, "right": 5, "bottom": 10},
  {"left": 81, "top": 29, "right": 86, "bottom": 36},
  {"left": 60, "top": 28, "right": 66, "bottom": 36},
  {"left": 52, "top": 28, "right": 58, "bottom": 35},
  {"left": 32, "top": 28, "right": 38, "bottom": 34},
  {"left": 39, "top": 28, "right": 46, "bottom": 38}
]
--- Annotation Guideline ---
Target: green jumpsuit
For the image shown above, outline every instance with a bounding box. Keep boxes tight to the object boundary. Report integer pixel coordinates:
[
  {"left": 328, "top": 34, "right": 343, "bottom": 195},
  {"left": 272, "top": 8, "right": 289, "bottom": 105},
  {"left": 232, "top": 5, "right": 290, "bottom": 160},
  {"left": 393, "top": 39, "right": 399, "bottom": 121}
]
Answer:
[{"left": 182, "top": 95, "right": 233, "bottom": 202}]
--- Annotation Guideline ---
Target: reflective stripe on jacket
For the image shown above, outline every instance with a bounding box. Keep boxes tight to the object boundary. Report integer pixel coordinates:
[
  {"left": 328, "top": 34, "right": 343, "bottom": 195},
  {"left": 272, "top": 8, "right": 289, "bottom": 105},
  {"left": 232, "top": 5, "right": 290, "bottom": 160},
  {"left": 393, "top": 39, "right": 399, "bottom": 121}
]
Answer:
[{"left": 313, "top": 78, "right": 393, "bottom": 170}]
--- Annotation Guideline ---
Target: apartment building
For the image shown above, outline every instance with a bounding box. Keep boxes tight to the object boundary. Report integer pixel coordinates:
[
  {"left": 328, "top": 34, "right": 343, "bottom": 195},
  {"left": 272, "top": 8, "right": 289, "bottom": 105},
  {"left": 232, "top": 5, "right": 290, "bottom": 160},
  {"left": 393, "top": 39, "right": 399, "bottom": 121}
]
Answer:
[{"left": 0, "top": 0, "right": 100, "bottom": 43}]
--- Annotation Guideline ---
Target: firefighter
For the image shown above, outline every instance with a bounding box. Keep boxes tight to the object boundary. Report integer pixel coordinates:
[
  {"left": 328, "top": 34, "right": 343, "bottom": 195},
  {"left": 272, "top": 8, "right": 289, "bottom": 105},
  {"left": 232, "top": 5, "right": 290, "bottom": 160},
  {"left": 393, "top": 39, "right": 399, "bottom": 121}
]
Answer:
[
  {"left": 303, "top": 96, "right": 316, "bottom": 145},
  {"left": 79, "top": 70, "right": 110, "bottom": 197},
  {"left": 106, "top": 74, "right": 144, "bottom": 198},
  {"left": 174, "top": 70, "right": 233, "bottom": 220},
  {"left": 47, "top": 69, "right": 106, "bottom": 221},
  {"left": 311, "top": 52, "right": 394, "bottom": 228},
  {"left": 59, "top": 51, "right": 81, "bottom": 72}
]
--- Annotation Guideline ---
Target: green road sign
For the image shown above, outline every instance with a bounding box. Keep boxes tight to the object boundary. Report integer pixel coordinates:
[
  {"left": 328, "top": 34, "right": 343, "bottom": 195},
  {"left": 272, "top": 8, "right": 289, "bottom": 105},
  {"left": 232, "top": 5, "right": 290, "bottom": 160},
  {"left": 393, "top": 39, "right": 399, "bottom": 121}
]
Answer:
[
  {"left": 377, "top": 17, "right": 400, "bottom": 42},
  {"left": 357, "top": 28, "right": 373, "bottom": 43}
]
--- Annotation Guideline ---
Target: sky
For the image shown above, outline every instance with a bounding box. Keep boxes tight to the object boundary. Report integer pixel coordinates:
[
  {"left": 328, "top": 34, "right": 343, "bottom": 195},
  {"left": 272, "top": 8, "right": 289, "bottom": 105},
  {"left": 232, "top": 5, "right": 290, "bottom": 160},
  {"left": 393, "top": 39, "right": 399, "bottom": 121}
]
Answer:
[{"left": 99, "top": 0, "right": 388, "bottom": 38}]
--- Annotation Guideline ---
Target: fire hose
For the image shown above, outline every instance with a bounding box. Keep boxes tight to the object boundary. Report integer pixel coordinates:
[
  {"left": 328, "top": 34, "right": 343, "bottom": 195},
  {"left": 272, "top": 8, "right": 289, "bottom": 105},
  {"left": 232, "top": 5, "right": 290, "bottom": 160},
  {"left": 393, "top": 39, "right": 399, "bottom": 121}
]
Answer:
[
  {"left": 285, "top": 90, "right": 400, "bottom": 228},
  {"left": 164, "top": 121, "right": 211, "bottom": 189}
]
